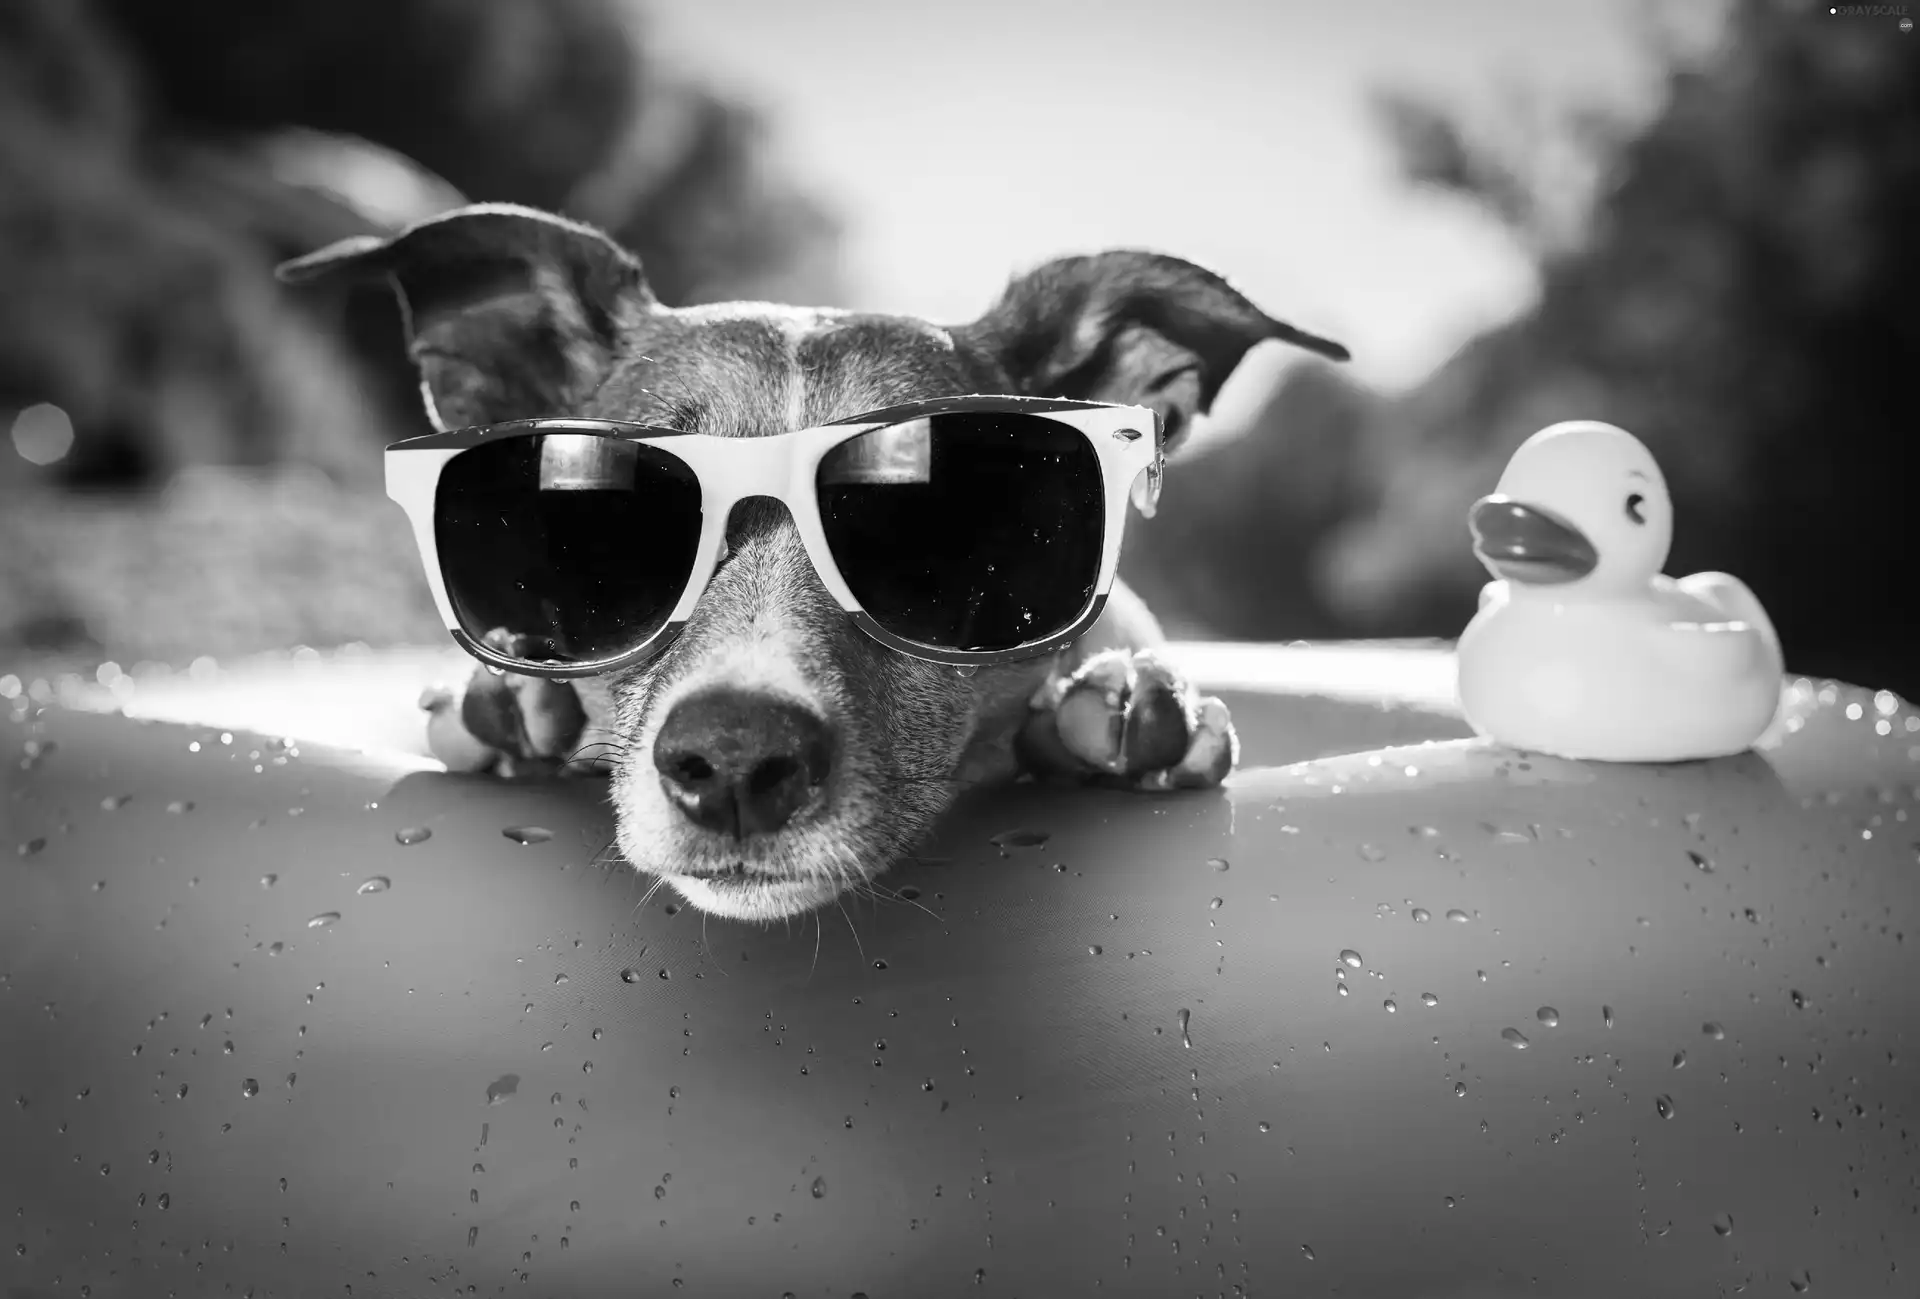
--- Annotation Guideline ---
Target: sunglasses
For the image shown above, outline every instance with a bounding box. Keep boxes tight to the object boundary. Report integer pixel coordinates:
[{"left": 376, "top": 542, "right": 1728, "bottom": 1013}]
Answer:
[{"left": 386, "top": 396, "right": 1165, "bottom": 679}]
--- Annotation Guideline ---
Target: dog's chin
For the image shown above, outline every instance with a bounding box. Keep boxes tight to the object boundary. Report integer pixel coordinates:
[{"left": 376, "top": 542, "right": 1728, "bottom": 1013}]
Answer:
[
  {"left": 610, "top": 773, "right": 943, "bottom": 923},
  {"left": 654, "top": 871, "right": 851, "bottom": 922}
]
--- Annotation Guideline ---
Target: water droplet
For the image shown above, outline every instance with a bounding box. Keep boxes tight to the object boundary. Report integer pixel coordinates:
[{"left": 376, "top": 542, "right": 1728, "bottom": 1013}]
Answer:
[
  {"left": 1411, "top": 907, "right": 1431, "bottom": 923},
  {"left": 1208, "top": 897, "right": 1223, "bottom": 910},
  {"left": 467, "top": 1226, "right": 479, "bottom": 1248},
  {"left": 1603, "top": 1005, "right": 1615, "bottom": 1028},
  {"left": 1687, "top": 849, "right": 1713, "bottom": 873},
  {"left": 101, "top": 794, "right": 131, "bottom": 810},
  {"left": 810, "top": 1176, "right": 827, "bottom": 1199},
  {"left": 156, "top": 1192, "right": 169, "bottom": 1210},
  {"left": 395, "top": 826, "right": 432, "bottom": 846},
  {"left": 1421, "top": 993, "right": 1438, "bottom": 1007},
  {"left": 1207, "top": 857, "right": 1230, "bottom": 872},
  {"left": 1454, "top": 1081, "right": 1467, "bottom": 1097},
  {"left": 1088, "top": 945, "right": 1103, "bottom": 956},
  {"left": 1501, "top": 1028, "right": 1531, "bottom": 1049},
  {"left": 1445, "top": 908, "right": 1469, "bottom": 923},
  {"left": 1336, "top": 982, "right": 1349, "bottom": 997},
  {"left": 306, "top": 912, "right": 340, "bottom": 929},
  {"left": 1300, "top": 1244, "right": 1316, "bottom": 1261},
  {"left": 1536, "top": 1006, "right": 1560, "bottom": 1028},
  {"left": 259, "top": 874, "right": 278, "bottom": 889},
  {"left": 1177, "top": 1008, "right": 1192, "bottom": 1049},
  {"left": 1710, "top": 1211, "right": 1734, "bottom": 1236},
  {"left": 166, "top": 801, "right": 194, "bottom": 814},
  {"left": 1702, "top": 1021, "right": 1725, "bottom": 1040},
  {"left": 1654, "top": 1093, "right": 1676, "bottom": 1119},
  {"left": 1383, "top": 999, "right": 1398, "bottom": 1013},
  {"left": 553, "top": 973, "right": 570, "bottom": 985},
  {"left": 1338, "top": 949, "right": 1363, "bottom": 969},
  {"left": 1672, "top": 1050, "right": 1687, "bottom": 1070},
  {"left": 242, "top": 1078, "right": 259, "bottom": 1098},
  {"left": 1789, "top": 989, "right": 1806, "bottom": 1009},
  {"left": 502, "top": 825, "right": 553, "bottom": 845},
  {"left": 620, "top": 968, "right": 640, "bottom": 983},
  {"left": 990, "top": 829, "right": 1049, "bottom": 851},
  {"left": 355, "top": 876, "right": 390, "bottom": 895},
  {"left": 1357, "top": 843, "right": 1386, "bottom": 862},
  {"left": 176, "top": 1083, "right": 189, "bottom": 1098},
  {"left": 581, "top": 1061, "right": 592, "bottom": 1074},
  {"left": 1257, "top": 1120, "right": 1271, "bottom": 1133},
  {"left": 485, "top": 1074, "right": 520, "bottom": 1105}
]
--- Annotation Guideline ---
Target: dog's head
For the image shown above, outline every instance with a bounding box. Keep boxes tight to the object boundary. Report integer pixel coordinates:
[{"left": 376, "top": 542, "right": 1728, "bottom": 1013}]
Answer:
[{"left": 282, "top": 204, "right": 1345, "bottom": 921}]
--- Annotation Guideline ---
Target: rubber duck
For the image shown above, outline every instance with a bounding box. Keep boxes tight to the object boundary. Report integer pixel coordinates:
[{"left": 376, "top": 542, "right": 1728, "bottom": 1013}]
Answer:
[{"left": 1456, "top": 421, "right": 1783, "bottom": 762}]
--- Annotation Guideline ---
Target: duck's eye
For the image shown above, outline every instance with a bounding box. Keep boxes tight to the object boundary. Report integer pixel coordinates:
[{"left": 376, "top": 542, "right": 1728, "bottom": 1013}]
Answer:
[{"left": 1625, "top": 493, "right": 1647, "bottom": 525}]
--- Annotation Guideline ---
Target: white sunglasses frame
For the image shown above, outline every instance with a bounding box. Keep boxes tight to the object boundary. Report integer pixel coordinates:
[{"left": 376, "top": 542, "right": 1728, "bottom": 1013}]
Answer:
[{"left": 384, "top": 395, "right": 1165, "bottom": 679}]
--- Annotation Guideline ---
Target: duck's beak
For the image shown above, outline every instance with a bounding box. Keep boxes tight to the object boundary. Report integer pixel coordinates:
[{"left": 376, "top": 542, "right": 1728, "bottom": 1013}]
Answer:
[{"left": 1469, "top": 495, "right": 1598, "bottom": 585}]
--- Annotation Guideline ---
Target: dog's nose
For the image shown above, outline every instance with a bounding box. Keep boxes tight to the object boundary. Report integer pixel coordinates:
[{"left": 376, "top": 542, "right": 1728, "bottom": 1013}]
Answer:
[{"left": 652, "top": 691, "right": 834, "bottom": 838}]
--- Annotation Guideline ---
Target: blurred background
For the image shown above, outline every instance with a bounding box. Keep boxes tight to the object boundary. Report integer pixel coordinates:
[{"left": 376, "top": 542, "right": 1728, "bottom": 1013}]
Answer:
[{"left": 0, "top": 0, "right": 1913, "bottom": 695}]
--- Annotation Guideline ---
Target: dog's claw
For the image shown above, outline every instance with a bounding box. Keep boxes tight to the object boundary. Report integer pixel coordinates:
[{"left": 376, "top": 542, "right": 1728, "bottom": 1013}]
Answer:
[{"left": 1019, "top": 648, "right": 1237, "bottom": 790}]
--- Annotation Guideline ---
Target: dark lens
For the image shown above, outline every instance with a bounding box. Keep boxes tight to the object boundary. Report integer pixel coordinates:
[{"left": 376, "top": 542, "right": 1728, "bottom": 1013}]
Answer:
[
  {"left": 434, "top": 432, "right": 701, "bottom": 664},
  {"left": 816, "top": 413, "right": 1105, "bottom": 651}
]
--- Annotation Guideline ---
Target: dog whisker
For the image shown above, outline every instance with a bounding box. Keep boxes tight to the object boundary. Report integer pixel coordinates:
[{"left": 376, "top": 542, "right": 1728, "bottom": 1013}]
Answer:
[
  {"left": 699, "top": 910, "right": 731, "bottom": 978},
  {"left": 862, "top": 880, "right": 940, "bottom": 924},
  {"left": 587, "top": 833, "right": 624, "bottom": 873},
  {"left": 836, "top": 897, "right": 866, "bottom": 966},
  {"left": 630, "top": 871, "right": 672, "bottom": 919}
]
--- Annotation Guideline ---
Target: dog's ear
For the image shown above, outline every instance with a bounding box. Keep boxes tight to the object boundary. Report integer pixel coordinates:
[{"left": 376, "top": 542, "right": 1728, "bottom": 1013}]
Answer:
[
  {"left": 957, "top": 251, "right": 1348, "bottom": 451},
  {"left": 275, "top": 203, "right": 655, "bottom": 430}
]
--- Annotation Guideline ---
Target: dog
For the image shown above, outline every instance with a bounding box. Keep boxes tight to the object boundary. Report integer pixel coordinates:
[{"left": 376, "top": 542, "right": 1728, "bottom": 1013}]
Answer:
[{"left": 278, "top": 204, "right": 1347, "bottom": 923}]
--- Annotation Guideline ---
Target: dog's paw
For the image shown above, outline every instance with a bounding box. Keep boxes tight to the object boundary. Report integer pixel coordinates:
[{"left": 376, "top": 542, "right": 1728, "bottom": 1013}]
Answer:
[
  {"left": 1016, "top": 648, "right": 1237, "bottom": 791},
  {"left": 418, "top": 629, "right": 592, "bottom": 778}
]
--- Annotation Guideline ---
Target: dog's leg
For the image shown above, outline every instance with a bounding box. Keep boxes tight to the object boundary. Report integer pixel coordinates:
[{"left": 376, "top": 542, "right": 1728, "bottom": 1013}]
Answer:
[
  {"left": 1009, "top": 584, "right": 1236, "bottom": 791},
  {"left": 418, "top": 628, "right": 601, "bottom": 778},
  {"left": 1016, "top": 647, "right": 1238, "bottom": 791}
]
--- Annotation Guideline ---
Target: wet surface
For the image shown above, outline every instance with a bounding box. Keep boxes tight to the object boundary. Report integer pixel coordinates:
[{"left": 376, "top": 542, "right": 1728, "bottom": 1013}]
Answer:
[{"left": 1, "top": 673, "right": 1917, "bottom": 1297}]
